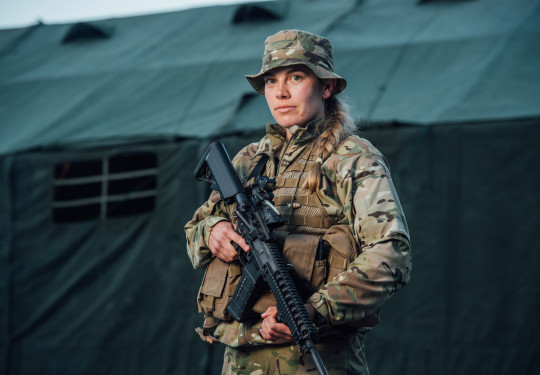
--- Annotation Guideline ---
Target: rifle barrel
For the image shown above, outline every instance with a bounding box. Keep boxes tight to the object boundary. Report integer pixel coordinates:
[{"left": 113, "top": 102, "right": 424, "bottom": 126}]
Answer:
[{"left": 310, "top": 347, "right": 329, "bottom": 375}]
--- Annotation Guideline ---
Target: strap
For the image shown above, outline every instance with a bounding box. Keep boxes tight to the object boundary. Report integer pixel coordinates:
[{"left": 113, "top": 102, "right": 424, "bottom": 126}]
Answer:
[{"left": 245, "top": 154, "right": 269, "bottom": 182}]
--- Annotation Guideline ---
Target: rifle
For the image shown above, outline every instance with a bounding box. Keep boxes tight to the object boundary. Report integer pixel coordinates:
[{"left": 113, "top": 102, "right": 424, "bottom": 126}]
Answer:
[{"left": 194, "top": 141, "right": 328, "bottom": 375}]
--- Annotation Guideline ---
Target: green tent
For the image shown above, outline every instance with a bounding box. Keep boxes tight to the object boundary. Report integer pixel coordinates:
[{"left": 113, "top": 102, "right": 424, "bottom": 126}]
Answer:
[{"left": 1, "top": 0, "right": 539, "bottom": 374}]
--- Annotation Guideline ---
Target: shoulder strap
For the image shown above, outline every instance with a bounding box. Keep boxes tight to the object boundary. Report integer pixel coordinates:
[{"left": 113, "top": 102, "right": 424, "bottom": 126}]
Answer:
[{"left": 245, "top": 154, "right": 269, "bottom": 182}]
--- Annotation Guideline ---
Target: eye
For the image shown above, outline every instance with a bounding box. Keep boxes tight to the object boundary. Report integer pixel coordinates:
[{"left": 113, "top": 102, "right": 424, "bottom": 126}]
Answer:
[
  {"left": 291, "top": 74, "right": 303, "bottom": 82},
  {"left": 264, "top": 77, "right": 276, "bottom": 86}
]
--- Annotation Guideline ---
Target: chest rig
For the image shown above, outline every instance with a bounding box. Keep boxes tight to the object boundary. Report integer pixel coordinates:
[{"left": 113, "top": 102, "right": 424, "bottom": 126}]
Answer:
[
  {"left": 271, "top": 145, "right": 338, "bottom": 235},
  {"left": 197, "top": 142, "right": 361, "bottom": 331}
]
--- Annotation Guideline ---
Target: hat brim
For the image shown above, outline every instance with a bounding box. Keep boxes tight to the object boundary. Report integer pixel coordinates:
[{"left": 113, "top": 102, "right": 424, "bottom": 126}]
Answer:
[{"left": 245, "top": 62, "right": 347, "bottom": 95}]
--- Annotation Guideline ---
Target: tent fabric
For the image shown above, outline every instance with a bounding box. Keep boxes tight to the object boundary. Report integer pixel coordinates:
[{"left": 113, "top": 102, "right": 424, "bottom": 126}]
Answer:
[
  {"left": 0, "top": 136, "right": 254, "bottom": 375},
  {"left": 0, "top": 0, "right": 357, "bottom": 154},
  {"left": 1, "top": 0, "right": 539, "bottom": 374},
  {"left": 360, "top": 118, "right": 540, "bottom": 374},
  {"left": 1, "top": 0, "right": 539, "bottom": 155},
  {"left": 1, "top": 140, "right": 213, "bottom": 374},
  {"left": 332, "top": 0, "right": 540, "bottom": 124},
  {"left": 2, "top": 122, "right": 539, "bottom": 375}
]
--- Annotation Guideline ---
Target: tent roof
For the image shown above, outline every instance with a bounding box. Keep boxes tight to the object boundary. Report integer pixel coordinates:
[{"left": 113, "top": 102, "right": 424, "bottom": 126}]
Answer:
[{"left": 1, "top": 0, "right": 539, "bottom": 154}]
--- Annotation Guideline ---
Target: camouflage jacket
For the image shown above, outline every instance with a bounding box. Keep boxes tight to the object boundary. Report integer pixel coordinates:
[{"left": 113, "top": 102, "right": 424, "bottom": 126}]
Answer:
[{"left": 185, "top": 119, "right": 412, "bottom": 347}]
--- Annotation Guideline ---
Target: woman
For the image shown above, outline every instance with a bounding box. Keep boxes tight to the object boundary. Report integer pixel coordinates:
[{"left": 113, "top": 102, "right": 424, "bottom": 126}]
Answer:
[{"left": 185, "top": 30, "right": 411, "bottom": 374}]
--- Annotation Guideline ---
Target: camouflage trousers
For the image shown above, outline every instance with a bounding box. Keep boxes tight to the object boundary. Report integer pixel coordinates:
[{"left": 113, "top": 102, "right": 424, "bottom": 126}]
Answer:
[{"left": 221, "top": 332, "right": 369, "bottom": 375}]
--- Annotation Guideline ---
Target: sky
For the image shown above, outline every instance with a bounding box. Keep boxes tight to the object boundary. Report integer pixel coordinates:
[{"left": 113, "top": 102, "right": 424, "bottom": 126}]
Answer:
[{"left": 0, "top": 0, "right": 268, "bottom": 29}]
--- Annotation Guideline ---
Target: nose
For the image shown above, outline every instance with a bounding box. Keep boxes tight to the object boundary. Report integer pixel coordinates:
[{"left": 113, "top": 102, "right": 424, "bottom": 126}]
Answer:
[{"left": 276, "top": 80, "right": 290, "bottom": 99}]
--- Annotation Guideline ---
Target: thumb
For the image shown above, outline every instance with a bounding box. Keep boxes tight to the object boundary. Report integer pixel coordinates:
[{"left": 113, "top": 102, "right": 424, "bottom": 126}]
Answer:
[{"left": 261, "top": 306, "right": 278, "bottom": 318}]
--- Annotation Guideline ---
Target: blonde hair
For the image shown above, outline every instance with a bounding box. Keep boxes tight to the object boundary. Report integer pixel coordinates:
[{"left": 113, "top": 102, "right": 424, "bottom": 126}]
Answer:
[{"left": 305, "top": 94, "right": 356, "bottom": 193}]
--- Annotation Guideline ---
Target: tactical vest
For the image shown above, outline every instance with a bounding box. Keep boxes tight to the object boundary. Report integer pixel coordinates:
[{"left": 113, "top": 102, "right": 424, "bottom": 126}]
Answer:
[
  {"left": 197, "top": 144, "right": 360, "bottom": 328},
  {"left": 272, "top": 148, "right": 338, "bottom": 235}
]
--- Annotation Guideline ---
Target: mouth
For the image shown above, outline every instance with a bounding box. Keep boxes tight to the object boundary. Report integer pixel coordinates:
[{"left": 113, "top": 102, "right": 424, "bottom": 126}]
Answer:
[{"left": 275, "top": 106, "right": 295, "bottom": 114}]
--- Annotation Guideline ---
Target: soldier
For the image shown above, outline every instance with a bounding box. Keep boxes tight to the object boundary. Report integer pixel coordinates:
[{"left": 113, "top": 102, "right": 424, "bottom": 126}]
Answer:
[{"left": 185, "top": 29, "right": 412, "bottom": 374}]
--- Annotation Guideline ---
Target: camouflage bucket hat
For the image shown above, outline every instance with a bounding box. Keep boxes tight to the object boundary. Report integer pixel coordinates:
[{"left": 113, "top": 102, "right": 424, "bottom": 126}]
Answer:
[{"left": 246, "top": 29, "right": 347, "bottom": 95}]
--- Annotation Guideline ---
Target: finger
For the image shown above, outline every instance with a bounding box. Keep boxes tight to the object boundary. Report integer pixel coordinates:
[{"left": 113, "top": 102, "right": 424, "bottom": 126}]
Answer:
[
  {"left": 209, "top": 222, "right": 242, "bottom": 262},
  {"left": 271, "top": 323, "right": 292, "bottom": 336},
  {"left": 230, "top": 224, "right": 250, "bottom": 252},
  {"left": 229, "top": 231, "right": 250, "bottom": 252},
  {"left": 216, "top": 243, "right": 239, "bottom": 262},
  {"left": 209, "top": 223, "right": 231, "bottom": 250},
  {"left": 209, "top": 237, "right": 238, "bottom": 262},
  {"left": 266, "top": 323, "right": 293, "bottom": 341},
  {"left": 260, "top": 321, "right": 269, "bottom": 340},
  {"left": 222, "top": 239, "right": 240, "bottom": 257},
  {"left": 214, "top": 222, "right": 248, "bottom": 254},
  {"left": 264, "top": 313, "right": 290, "bottom": 336},
  {"left": 265, "top": 313, "right": 288, "bottom": 334},
  {"left": 261, "top": 306, "right": 278, "bottom": 319},
  {"left": 217, "top": 250, "right": 238, "bottom": 263}
]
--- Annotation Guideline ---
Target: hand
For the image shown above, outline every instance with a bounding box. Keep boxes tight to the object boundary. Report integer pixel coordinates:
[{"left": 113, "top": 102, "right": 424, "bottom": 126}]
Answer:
[
  {"left": 259, "top": 303, "right": 316, "bottom": 342},
  {"left": 260, "top": 306, "right": 293, "bottom": 342},
  {"left": 209, "top": 221, "right": 250, "bottom": 262}
]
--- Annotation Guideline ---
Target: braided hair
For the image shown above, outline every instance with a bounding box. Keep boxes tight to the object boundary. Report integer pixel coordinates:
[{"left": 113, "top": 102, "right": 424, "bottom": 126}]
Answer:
[{"left": 304, "top": 94, "right": 356, "bottom": 193}]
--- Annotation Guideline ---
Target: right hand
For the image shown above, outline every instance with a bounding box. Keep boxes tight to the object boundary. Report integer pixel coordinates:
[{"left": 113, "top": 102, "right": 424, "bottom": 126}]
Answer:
[{"left": 209, "top": 221, "right": 250, "bottom": 262}]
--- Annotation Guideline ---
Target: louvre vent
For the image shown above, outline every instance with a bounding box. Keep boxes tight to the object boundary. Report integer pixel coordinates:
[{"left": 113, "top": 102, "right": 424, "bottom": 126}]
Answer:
[
  {"left": 53, "top": 152, "right": 157, "bottom": 222},
  {"left": 62, "top": 22, "right": 114, "bottom": 43},
  {"left": 232, "top": 1, "right": 287, "bottom": 24}
]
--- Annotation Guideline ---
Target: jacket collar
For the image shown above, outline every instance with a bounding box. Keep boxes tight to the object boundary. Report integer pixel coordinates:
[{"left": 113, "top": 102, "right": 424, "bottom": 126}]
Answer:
[{"left": 254, "top": 117, "right": 324, "bottom": 158}]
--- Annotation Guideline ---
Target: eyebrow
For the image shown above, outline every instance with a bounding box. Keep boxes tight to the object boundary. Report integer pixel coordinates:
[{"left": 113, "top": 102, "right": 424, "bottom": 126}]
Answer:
[{"left": 263, "top": 67, "right": 309, "bottom": 77}]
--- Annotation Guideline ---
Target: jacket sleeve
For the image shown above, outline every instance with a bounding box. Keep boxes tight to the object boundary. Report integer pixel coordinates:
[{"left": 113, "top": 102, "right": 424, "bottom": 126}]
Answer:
[
  {"left": 184, "top": 143, "right": 259, "bottom": 269},
  {"left": 184, "top": 191, "right": 232, "bottom": 269},
  {"left": 309, "top": 144, "right": 412, "bottom": 327}
]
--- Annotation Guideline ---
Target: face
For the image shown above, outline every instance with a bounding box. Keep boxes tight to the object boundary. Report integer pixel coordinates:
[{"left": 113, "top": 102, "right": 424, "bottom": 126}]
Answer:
[{"left": 263, "top": 66, "right": 335, "bottom": 139}]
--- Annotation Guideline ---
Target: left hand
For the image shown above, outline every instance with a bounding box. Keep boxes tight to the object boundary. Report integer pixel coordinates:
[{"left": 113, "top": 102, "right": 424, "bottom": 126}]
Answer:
[{"left": 259, "top": 304, "right": 315, "bottom": 342}]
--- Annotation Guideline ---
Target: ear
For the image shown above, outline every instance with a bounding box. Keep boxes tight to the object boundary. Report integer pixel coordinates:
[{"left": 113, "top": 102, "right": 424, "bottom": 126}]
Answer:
[{"left": 321, "top": 79, "right": 336, "bottom": 99}]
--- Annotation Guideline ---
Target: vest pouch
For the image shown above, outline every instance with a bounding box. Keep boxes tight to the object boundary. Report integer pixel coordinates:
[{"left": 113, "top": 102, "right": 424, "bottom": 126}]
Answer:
[
  {"left": 197, "top": 256, "right": 242, "bottom": 321},
  {"left": 323, "top": 225, "right": 359, "bottom": 281},
  {"left": 282, "top": 233, "right": 319, "bottom": 281},
  {"left": 313, "top": 259, "right": 327, "bottom": 291}
]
